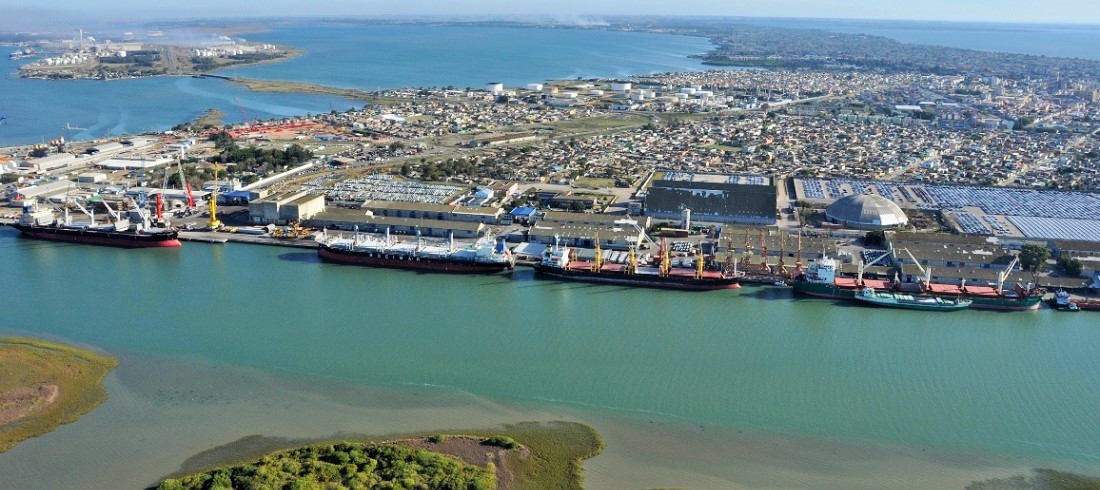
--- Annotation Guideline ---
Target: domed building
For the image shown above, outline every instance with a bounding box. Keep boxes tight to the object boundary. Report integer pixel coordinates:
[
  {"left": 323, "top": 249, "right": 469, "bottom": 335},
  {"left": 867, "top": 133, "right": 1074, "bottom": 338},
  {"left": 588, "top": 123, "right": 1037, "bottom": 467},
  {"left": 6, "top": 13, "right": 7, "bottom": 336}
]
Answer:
[{"left": 825, "top": 195, "right": 908, "bottom": 230}]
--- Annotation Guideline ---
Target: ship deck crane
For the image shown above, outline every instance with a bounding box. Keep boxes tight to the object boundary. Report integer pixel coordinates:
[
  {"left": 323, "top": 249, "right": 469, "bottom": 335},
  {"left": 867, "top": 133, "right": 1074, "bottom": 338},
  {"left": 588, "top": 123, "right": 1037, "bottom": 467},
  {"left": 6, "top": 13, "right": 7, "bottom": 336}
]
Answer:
[
  {"left": 177, "top": 152, "right": 195, "bottom": 212},
  {"left": 997, "top": 256, "right": 1020, "bottom": 293},
  {"left": 857, "top": 248, "right": 894, "bottom": 285},
  {"left": 899, "top": 247, "right": 932, "bottom": 285}
]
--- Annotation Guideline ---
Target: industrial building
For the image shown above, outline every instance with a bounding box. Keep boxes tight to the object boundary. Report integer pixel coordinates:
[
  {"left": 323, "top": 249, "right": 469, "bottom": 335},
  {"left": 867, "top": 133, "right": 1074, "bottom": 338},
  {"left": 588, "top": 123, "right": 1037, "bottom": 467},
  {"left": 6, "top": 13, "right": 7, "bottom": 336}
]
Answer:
[
  {"left": 825, "top": 195, "right": 909, "bottom": 230},
  {"left": 248, "top": 192, "right": 326, "bottom": 224},
  {"left": 7, "top": 180, "right": 74, "bottom": 204},
  {"left": 538, "top": 211, "right": 651, "bottom": 230},
  {"left": 20, "top": 154, "right": 79, "bottom": 173},
  {"left": 305, "top": 210, "right": 485, "bottom": 238},
  {"left": 643, "top": 172, "right": 777, "bottom": 225},
  {"left": 360, "top": 200, "right": 504, "bottom": 225},
  {"left": 527, "top": 223, "right": 647, "bottom": 250}
]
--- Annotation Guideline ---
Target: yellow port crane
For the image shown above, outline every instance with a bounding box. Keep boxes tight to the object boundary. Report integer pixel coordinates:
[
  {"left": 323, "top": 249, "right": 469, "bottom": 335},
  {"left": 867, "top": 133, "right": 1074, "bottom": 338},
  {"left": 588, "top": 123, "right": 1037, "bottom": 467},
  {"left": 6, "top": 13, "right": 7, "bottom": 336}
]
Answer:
[{"left": 207, "top": 164, "right": 222, "bottom": 230}]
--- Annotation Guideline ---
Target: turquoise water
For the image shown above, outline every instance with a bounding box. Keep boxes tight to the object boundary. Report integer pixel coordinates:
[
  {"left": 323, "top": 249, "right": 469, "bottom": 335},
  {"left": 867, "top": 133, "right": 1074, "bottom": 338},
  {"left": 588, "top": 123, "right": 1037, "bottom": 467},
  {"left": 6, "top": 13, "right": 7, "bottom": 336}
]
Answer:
[
  {"left": 0, "top": 25, "right": 710, "bottom": 147},
  {"left": 0, "top": 57, "right": 361, "bottom": 147},
  {"left": 0, "top": 229, "right": 1098, "bottom": 488}
]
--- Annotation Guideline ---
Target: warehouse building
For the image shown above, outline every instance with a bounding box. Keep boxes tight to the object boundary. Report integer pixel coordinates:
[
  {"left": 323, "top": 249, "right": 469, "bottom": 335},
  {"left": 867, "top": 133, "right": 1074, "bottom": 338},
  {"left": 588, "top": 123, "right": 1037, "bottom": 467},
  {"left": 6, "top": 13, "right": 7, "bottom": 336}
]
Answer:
[
  {"left": 538, "top": 210, "right": 651, "bottom": 230},
  {"left": 643, "top": 172, "right": 777, "bottom": 225},
  {"left": 527, "top": 223, "right": 647, "bottom": 250},
  {"left": 305, "top": 209, "right": 485, "bottom": 238},
  {"left": 8, "top": 180, "right": 73, "bottom": 204},
  {"left": 248, "top": 192, "right": 326, "bottom": 224},
  {"left": 360, "top": 200, "right": 504, "bottom": 225}
]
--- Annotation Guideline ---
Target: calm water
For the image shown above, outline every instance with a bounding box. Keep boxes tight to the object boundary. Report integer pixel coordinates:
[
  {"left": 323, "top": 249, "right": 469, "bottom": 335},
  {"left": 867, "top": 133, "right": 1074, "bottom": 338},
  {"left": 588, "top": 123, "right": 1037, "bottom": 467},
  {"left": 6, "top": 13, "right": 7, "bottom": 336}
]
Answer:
[
  {"left": 226, "top": 25, "right": 711, "bottom": 89},
  {"left": 0, "top": 229, "right": 1098, "bottom": 488},
  {"left": 0, "top": 25, "right": 710, "bottom": 147},
  {"left": 742, "top": 18, "right": 1100, "bottom": 60}
]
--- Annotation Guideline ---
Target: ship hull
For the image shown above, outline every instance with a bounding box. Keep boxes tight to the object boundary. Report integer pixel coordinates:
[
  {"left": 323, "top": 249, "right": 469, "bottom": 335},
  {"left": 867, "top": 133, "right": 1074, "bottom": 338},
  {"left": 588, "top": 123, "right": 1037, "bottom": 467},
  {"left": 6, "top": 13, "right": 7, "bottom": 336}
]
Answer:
[
  {"left": 793, "top": 281, "right": 1042, "bottom": 311},
  {"left": 853, "top": 296, "right": 970, "bottom": 312},
  {"left": 318, "top": 245, "right": 513, "bottom": 274},
  {"left": 533, "top": 264, "right": 740, "bottom": 291},
  {"left": 12, "top": 223, "right": 181, "bottom": 248}
]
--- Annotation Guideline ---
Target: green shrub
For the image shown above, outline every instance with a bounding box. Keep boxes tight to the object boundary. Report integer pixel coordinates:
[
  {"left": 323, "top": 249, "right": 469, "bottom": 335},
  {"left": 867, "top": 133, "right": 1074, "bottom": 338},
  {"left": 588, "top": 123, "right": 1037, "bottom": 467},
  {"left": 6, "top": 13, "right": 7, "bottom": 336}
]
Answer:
[{"left": 483, "top": 436, "right": 518, "bottom": 449}]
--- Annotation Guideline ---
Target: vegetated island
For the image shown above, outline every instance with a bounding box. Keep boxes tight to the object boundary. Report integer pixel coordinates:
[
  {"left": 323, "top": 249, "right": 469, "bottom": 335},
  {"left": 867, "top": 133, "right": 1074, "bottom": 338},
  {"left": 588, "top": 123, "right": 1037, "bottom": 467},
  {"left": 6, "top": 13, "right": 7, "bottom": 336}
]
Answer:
[
  {"left": 157, "top": 421, "right": 604, "bottom": 490},
  {"left": 171, "top": 108, "right": 227, "bottom": 133},
  {"left": 0, "top": 337, "right": 118, "bottom": 452},
  {"left": 228, "top": 77, "right": 378, "bottom": 101},
  {"left": 18, "top": 43, "right": 303, "bottom": 80}
]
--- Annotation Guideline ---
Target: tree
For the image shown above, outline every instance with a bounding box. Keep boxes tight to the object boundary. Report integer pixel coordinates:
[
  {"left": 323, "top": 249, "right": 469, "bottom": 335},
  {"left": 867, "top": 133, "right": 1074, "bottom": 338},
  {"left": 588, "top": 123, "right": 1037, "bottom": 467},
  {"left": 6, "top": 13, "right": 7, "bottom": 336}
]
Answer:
[
  {"left": 1058, "top": 255, "right": 1084, "bottom": 277},
  {"left": 1019, "top": 244, "right": 1051, "bottom": 273},
  {"left": 864, "top": 230, "right": 886, "bottom": 247},
  {"left": 29, "top": 147, "right": 49, "bottom": 158}
]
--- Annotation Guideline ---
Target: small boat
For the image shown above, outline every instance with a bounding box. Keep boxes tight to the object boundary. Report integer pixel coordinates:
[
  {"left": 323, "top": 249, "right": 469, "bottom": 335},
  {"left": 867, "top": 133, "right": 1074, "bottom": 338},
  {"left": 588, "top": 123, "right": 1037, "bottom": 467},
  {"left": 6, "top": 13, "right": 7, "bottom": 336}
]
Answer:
[
  {"left": 853, "top": 287, "right": 971, "bottom": 312},
  {"left": 1049, "top": 289, "right": 1081, "bottom": 311},
  {"left": 774, "top": 280, "right": 788, "bottom": 287}
]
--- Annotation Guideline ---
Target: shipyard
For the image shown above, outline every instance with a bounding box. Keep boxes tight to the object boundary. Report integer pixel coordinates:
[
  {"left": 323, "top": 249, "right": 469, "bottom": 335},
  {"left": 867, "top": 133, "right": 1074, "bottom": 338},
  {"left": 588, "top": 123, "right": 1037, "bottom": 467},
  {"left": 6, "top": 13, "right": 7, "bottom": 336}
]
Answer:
[{"left": 2, "top": 65, "right": 1100, "bottom": 308}]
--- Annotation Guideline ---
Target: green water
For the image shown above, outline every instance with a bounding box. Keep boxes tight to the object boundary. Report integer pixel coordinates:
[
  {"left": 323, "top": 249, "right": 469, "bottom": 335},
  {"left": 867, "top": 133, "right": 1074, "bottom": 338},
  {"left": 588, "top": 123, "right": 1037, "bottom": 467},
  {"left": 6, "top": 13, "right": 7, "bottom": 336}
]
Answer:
[{"left": 0, "top": 228, "right": 1098, "bottom": 488}]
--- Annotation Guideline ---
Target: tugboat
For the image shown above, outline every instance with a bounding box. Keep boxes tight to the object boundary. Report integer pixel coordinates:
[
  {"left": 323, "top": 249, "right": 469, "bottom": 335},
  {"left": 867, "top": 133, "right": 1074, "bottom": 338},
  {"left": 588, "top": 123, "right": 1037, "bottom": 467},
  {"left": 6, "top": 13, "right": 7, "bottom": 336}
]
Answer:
[{"left": 1049, "top": 289, "right": 1081, "bottom": 312}]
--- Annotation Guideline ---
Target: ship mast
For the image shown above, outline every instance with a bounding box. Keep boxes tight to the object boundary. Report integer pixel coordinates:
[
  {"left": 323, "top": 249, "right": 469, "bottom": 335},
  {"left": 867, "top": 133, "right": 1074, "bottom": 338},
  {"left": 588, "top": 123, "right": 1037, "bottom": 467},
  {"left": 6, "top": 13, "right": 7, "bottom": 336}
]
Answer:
[
  {"left": 759, "top": 229, "right": 769, "bottom": 274},
  {"left": 795, "top": 229, "right": 804, "bottom": 273},
  {"left": 741, "top": 229, "right": 753, "bottom": 271},
  {"left": 659, "top": 237, "right": 670, "bottom": 278},
  {"left": 695, "top": 248, "right": 705, "bottom": 280},
  {"left": 592, "top": 232, "right": 602, "bottom": 272},
  {"left": 777, "top": 233, "right": 787, "bottom": 278},
  {"left": 626, "top": 246, "right": 637, "bottom": 275}
]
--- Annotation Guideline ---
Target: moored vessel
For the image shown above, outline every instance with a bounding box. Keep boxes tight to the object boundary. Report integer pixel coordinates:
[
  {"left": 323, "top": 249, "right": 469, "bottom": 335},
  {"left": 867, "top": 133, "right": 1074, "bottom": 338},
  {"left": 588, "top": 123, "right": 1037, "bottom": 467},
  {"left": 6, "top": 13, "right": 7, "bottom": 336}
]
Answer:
[
  {"left": 11, "top": 199, "right": 181, "bottom": 248},
  {"left": 793, "top": 254, "right": 1044, "bottom": 311},
  {"left": 532, "top": 237, "right": 741, "bottom": 291},
  {"left": 853, "top": 287, "right": 971, "bottom": 311},
  {"left": 316, "top": 227, "right": 514, "bottom": 273}
]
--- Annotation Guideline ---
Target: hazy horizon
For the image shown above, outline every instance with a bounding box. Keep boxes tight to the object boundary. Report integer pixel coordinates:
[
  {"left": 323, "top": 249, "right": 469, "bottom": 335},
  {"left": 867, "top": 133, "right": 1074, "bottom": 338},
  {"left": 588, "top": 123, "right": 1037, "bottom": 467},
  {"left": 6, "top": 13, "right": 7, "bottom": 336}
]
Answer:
[{"left": 5, "top": 1, "right": 1100, "bottom": 32}]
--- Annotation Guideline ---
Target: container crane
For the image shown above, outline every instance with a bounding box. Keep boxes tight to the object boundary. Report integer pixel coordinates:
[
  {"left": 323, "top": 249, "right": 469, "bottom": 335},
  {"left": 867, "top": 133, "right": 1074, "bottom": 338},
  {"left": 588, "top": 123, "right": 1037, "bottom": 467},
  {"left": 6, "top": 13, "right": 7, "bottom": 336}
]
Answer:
[{"left": 207, "top": 164, "right": 222, "bottom": 229}]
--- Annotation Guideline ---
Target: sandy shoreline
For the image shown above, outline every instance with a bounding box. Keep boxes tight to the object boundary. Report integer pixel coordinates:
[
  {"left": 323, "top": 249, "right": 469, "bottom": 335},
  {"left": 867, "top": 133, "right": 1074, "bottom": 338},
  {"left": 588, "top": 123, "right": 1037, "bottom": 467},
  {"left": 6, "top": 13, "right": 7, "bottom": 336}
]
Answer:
[{"left": 0, "top": 385, "right": 59, "bottom": 426}]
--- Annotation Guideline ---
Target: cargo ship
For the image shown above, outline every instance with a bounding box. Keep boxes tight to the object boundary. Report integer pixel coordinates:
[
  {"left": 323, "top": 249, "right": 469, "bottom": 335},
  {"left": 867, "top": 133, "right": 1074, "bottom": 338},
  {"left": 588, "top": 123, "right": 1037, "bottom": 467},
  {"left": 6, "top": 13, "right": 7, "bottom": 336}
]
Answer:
[
  {"left": 793, "top": 256, "right": 1043, "bottom": 311},
  {"left": 532, "top": 238, "right": 741, "bottom": 291},
  {"left": 12, "top": 201, "right": 181, "bottom": 248},
  {"left": 853, "top": 287, "right": 971, "bottom": 311},
  {"left": 316, "top": 227, "right": 514, "bottom": 273}
]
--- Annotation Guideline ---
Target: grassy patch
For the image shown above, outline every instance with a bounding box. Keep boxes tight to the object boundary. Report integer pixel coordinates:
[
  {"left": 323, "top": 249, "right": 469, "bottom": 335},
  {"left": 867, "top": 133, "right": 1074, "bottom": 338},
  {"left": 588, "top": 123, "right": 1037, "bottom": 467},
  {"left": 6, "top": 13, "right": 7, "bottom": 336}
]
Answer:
[
  {"left": 159, "top": 443, "right": 495, "bottom": 490},
  {"left": 573, "top": 177, "right": 616, "bottom": 189},
  {"left": 160, "top": 421, "right": 603, "bottom": 490},
  {"left": 967, "top": 468, "right": 1100, "bottom": 489},
  {"left": 466, "top": 422, "right": 603, "bottom": 490},
  {"left": 547, "top": 116, "right": 646, "bottom": 136},
  {"left": 0, "top": 337, "right": 118, "bottom": 453}
]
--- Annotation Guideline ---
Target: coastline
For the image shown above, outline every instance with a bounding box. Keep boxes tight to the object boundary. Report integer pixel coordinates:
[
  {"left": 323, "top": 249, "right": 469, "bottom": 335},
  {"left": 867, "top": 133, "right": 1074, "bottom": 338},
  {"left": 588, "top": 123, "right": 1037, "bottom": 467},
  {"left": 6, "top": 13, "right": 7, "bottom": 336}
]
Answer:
[
  {"left": 0, "top": 337, "right": 118, "bottom": 453},
  {"left": 16, "top": 46, "right": 306, "bottom": 82}
]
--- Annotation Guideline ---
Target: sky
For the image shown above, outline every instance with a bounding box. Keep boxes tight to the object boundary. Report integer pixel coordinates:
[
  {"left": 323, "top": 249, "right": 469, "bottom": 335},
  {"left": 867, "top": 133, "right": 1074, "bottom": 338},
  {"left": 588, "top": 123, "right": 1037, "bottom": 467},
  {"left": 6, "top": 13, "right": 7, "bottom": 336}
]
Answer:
[{"left": 5, "top": 0, "right": 1100, "bottom": 30}]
